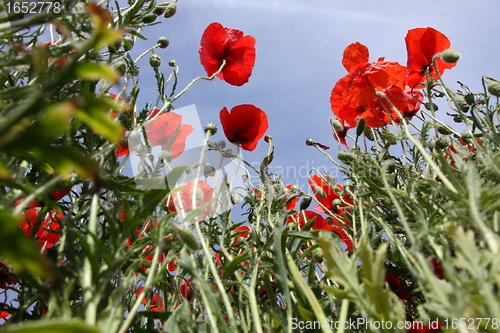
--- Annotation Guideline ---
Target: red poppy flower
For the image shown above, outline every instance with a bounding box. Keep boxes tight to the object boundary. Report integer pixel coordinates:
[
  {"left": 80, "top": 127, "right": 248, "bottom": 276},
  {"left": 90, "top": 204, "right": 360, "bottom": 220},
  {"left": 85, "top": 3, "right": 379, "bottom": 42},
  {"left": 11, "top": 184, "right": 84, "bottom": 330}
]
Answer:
[
  {"left": 137, "top": 286, "right": 165, "bottom": 312},
  {"left": 286, "top": 210, "right": 330, "bottom": 231},
  {"left": 308, "top": 175, "right": 353, "bottom": 216},
  {"left": 233, "top": 226, "right": 251, "bottom": 245},
  {"left": 326, "top": 217, "right": 354, "bottom": 251},
  {"left": 171, "top": 180, "right": 215, "bottom": 218},
  {"left": 199, "top": 22, "right": 256, "bottom": 86},
  {"left": 219, "top": 104, "right": 268, "bottom": 151},
  {"left": 284, "top": 185, "right": 300, "bottom": 210},
  {"left": 13, "top": 186, "right": 72, "bottom": 207},
  {"left": 0, "top": 311, "right": 10, "bottom": 319},
  {"left": 405, "top": 27, "right": 456, "bottom": 88},
  {"left": 180, "top": 278, "right": 193, "bottom": 300},
  {"left": 145, "top": 111, "right": 194, "bottom": 159},
  {"left": 330, "top": 42, "right": 406, "bottom": 127},
  {"left": 20, "top": 209, "right": 62, "bottom": 251}
]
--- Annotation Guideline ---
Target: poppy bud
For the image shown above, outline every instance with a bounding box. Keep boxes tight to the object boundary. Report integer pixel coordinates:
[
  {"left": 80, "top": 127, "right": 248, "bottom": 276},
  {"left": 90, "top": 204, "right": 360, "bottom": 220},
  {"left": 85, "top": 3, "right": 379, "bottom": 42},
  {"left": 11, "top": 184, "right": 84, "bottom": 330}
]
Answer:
[
  {"left": 312, "top": 248, "right": 324, "bottom": 263},
  {"left": 300, "top": 197, "right": 312, "bottom": 210},
  {"left": 437, "top": 124, "right": 453, "bottom": 135},
  {"left": 216, "top": 140, "right": 226, "bottom": 150},
  {"left": 453, "top": 115, "right": 463, "bottom": 123},
  {"left": 142, "top": 13, "right": 158, "bottom": 23},
  {"left": 204, "top": 122, "right": 217, "bottom": 135},
  {"left": 230, "top": 193, "right": 240, "bottom": 205},
  {"left": 157, "top": 37, "right": 170, "bottom": 49},
  {"left": 450, "top": 93, "right": 469, "bottom": 112},
  {"left": 289, "top": 184, "right": 300, "bottom": 192},
  {"left": 330, "top": 117, "right": 344, "bottom": 132},
  {"left": 177, "top": 228, "right": 201, "bottom": 251},
  {"left": 168, "top": 59, "right": 177, "bottom": 67},
  {"left": 383, "top": 160, "right": 396, "bottom": 173},
  {"left": 305, "top": 138, "right": 315, "bottom": 146},
  {"left": 149, "top": 54, "right": 161, "bottom": 68},
  {"left": 332, "top": 199, "right": 342, "bottom": 207},
  {"left": 159, "top": 150, "right": 172, "bottom": 163},
  {"left": 355, "top": 117, "right": 365, "bottom": 137},
  {"left": 338, "top": 151, "right": 355, "bottom": 163},
  {"left": 313, "top": 185, "right": 327, "bottom": 199},
  {"left": 364, "top": 127, "right": 375, "bottom": 141},
  {"left": 123, "top": 36, "right": 134, "bottom": 51},
  {"left": 153, "top": 3, "right": 167, "bottom": 16},
  {"left": 204, "top": 164, "right": 216, "bottom": 177},
  {"left": 163, "top": 2, "right": 177, "bottom": 18},
  {"left": 287, "top": 222, "right": 297, "bottom": 230},
  {"left": 440, "top": 49, "right": 460, "bottom": 64},
  {"left": 128, "top": 130, "right": 142, "bottom": 147},
  {"left": 424, "top": 102, "right": 438, "bottom": 111},
  {"left": 460, "top": 131, "right": 473, "bottom": 144},
  {"left": 435, "top": 138, "right": 448, "bottom": 149},
  {"left": 464, "top": 93, "right": 475, "bottom": 105},
  {"left": 114, "top": 61, "right": 127, "bottom": 76},
  {"left": 487, "top": 81, "right": 500, "bottom": 97}
]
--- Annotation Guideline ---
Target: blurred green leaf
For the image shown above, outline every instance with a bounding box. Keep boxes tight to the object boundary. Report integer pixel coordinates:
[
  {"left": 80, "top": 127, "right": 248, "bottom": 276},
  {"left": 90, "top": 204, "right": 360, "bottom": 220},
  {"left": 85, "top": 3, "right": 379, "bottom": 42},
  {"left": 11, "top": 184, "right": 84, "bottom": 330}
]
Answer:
[
  {"left": 2, "top": 319, "right": 102, "bottom": 333},
  {"left": 75, "top": 63, "right": 119, "bottom": 84}
]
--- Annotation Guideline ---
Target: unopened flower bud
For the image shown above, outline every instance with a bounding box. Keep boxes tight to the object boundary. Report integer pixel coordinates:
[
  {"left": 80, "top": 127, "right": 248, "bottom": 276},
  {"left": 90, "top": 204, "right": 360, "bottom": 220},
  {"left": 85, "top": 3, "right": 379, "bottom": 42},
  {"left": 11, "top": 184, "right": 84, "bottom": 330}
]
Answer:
[
  {"left": 230, "top": 193, "right": 240, "bottom": 205},
  {"left": 435, "top": 138, "right": 448, "bottom": 149},
  {"left": 383, "top": 160, "right": 396, "bottom": 173},
  {"left": 114, "top": 61, "right": 127, "bottom": 76},
  {"left": 177, "top": 228, "right": 201, "bottom": 251},
  {"left": 157, "top": 37, "right": 170, "bottom": 49},
  {"left": 287, "top": 222, "right": 297, "bottom": 230},
  {"left": 142, "top": 13, "right": 157, "bottom": 23},
  {"left": 460, "top": 131, "right": 473, "bottom": 144},
  {"left": 464, "top": 93, "right": 475, "bottom": 105},
  {"left": 123, "top": 36, "right": 134, "bottom": 51},
  {"left": 216, "top": 140, "right": 226, "bottom": 150},
  {"left": 153, "top": 5, "right": 166, "bottom": 16},
  {"left": 337, "top": 151, "right": 355, "bottom": 163},
  {"left": 300, "top": 197, "right": 312, "bottom": 210},
  {"left": 424, "top": 102, "right": 438, "bottom": 111},
  {"left": 487, "top": 81, "right": 500, "bottom": 97},
  {"left": 163, "top": 2, "right": 177, "bottom": 18},
  {"left": 312, "top": 248, "right": 324, "bottom": 263},
  {"left": 330, "top": 117, "right": 344, "bottom": 132},
  {"left": 168, "top": 59, "right": 177, "bottom": 67},
  {"left": 204, "top": 164, "right": 216, "bottom": 177},
  {"left": 289, "top": 184, "right": 300, "bottom": 192},
  {"left": 364, "top": 127, "right": 375, "bottom": 141},
  {"left": 332, "top": 199, "right": 342, "bottom": 207},
  {"left": 204, "top": 122, "right": 217, "bottom": 135},
  {"left": 313, "top": 185, "right": 326, "bottom": 199},
  {"left": 437, "top": 124, "right": 453, "bottom": 135},
  {"left": 440, "top": 49, "right": 460, "bottom": 64},
  {"left": 149, "top": 54, "right": 162, "bottom": 68},
  {"left": 355, "top": 117, "right": 366, "bottom": 137},
  {"left": 450, "top": 93, "right": 469, "bottom": 112}
]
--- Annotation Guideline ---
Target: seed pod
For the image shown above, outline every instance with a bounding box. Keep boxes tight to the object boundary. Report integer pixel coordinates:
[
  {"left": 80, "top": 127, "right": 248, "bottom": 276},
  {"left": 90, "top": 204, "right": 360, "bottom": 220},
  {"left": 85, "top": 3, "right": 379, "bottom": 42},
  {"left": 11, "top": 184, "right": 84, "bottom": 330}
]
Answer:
[
  {"left": 142, "top": 13, "right": 157, "bottom": 23},
  {"left": 451, "top": 93, "right": 469, "bottom": 112},
  {"left": 355, "top": 117, "right": 366, "bottom": 137},
  {"left": 464, "top": 93, "right": 475, "bottom": 105},
  {"left": 157, "top": 36, "right": 170, "bottom": 49},
  {"left": 177, "top": 228, "right": 201, "bottom": 251},
  {"left": 338, "top": 151, "right": 355, "bottom": 163},
  {"left": 204, "top": 122, "right": 217, "bottom": 135},
  {"left": 305, "top": 138, "right": 315, "bottom": 146},
  {"left": 159, "top": 150, "right": 173, "bottom": 163},
  {"left": 149, "top": 54, "right": 162, "bottom": 68},
  {"left": 300, "top": 197, "right": 312, "bottom": 210},
  {"left": 437, "top": 124, "right": 453, "bottom": 135},
  {"left": 168, "top": 59, "right": 177, "bottom": 67},
  {"left": 440, "top": 49, "right": 460, "bottom": 64}
]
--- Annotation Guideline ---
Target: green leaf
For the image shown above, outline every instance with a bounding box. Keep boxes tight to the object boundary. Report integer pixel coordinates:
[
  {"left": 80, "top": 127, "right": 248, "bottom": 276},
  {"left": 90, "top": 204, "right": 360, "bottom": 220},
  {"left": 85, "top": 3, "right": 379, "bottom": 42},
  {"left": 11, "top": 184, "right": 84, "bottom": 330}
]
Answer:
[
  {"left": 2, "top": 319, "right": 102, "bottom": 333},
  {"left": 222, "top": 252, "right": 249, "bottom": 279},
  {"left": 75, "top": 63, "right": 119, "bottom": 84}
]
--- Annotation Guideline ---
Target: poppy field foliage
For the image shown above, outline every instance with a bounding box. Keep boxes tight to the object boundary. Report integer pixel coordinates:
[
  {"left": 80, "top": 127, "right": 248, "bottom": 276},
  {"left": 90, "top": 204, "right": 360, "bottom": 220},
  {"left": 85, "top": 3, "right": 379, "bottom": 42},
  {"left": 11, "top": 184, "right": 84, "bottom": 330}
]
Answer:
[{"left": 1, "top": 1, "right": 500, "bottom": 333}]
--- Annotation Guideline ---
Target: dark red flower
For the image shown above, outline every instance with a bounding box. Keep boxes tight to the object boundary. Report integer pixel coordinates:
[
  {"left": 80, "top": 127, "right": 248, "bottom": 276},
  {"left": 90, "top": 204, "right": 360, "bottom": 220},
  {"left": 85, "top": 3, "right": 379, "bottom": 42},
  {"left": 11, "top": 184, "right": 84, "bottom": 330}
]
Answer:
[
  {"left": 431, "top": 258, "right": 444, "bottom": 279},
  {"left": 219, "top": 104, "right": 268, "bottom": 151},
  {"left": 145, "top": 111, "right": 194, "bottom": 159},
  {"left": 385, "top": 273, "right": 412, "bottom": 301},
  {"left": 199, "top": 22, "right": 256, "bottom": 86},
  {"left": 405, "top": 27, "right": 456, "bottom": 88}
]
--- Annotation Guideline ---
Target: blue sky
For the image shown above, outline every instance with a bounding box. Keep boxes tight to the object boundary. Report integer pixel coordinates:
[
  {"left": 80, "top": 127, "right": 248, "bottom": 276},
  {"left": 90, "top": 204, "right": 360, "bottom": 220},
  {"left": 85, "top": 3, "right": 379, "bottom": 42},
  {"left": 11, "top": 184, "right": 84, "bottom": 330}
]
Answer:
[{"left": 129, "top": 0, "right": 500, "bottom": 192}]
